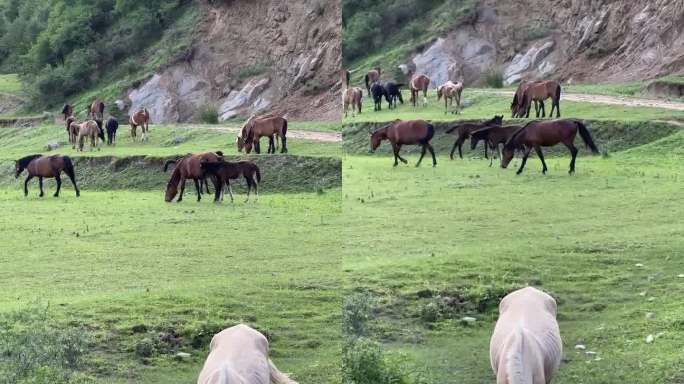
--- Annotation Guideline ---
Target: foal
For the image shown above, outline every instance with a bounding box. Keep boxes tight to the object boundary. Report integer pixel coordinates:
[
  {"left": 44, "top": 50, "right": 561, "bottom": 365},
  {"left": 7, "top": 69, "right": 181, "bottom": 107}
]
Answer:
[{"left": 200, "top": 160, "right": 261, "bottom": 202}]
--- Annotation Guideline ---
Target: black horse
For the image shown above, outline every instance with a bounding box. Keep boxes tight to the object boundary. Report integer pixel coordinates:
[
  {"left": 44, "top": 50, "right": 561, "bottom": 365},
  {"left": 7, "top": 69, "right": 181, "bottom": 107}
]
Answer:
[
  {"left": 106, "top": 117, "right": 119, "bottom": 146},
  {"left": 370, "top": 82, "right": 386, "bottom": 111},
  {"left": 384, "top": 82, "right": 403, "bottom": 109}
]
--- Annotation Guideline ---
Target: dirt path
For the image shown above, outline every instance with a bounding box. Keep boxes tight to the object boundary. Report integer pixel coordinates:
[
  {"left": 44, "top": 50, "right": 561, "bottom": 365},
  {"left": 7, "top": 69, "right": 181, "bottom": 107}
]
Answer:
[
  {"left": 474, "top": 90, "right": 684, "bottom": 111},
  {"left": 207, "top": 127, "right": 341, "bottom": 142}
]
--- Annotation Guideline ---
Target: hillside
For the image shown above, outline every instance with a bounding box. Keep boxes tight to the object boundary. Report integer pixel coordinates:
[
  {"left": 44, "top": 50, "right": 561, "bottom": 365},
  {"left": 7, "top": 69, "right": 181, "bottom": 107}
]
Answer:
[
  {"left": 0, "top": 0, "right": 341, "bottom": 121},
  {"left": 343, "top": 0, "right": 684, "bottom": 92}
]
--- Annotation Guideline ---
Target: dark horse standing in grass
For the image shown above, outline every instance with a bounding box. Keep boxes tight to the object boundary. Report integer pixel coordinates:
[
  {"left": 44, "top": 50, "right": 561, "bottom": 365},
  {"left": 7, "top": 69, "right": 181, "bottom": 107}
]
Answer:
[
  {"left": 384, "top": 81, "right": 403, "bottom": 109},
  {"left": 470, "top": 125, "right": 523, "bottom": 167},
  {"left": 105, "top": 117, "right": 119, "bottom": 146},
  {"left": 164, "top": 152, "right": 222, "bottom": 202},
  {"left": 365, "top": 67, "right": 381, "bottom": 94},
  {"left": 502, "top": 119, "right": 600, "bottom": 175},
  {"left": 446, "top": 115, "right": 503, "bottom": 160},
  {"left": 370, "top": 82, "right": 387, "bottom": 111},
  {"left": 371, "top": 120, "right": 437, "bottom": 167},
  {"left": 201, "top": 160, "right": 261, "bottom": 203},
  {"left": 15, "top": 154, "right": 80, "bottom": 197}
]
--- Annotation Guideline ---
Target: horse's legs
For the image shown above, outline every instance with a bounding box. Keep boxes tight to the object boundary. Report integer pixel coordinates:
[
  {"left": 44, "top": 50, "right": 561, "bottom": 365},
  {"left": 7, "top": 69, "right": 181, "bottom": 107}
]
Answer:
[
  {"left": 555, "top": 99, "right": 561, "bottom": 118},
  {"left": 254, "top": 139, "right": 261, "bottom": 154},
  {"left": 54, "top": 173, "right": 62, "bottom": 197},
  {"left": 24, "top": 175, "right": 33, "bottom": 197},
  {"left": 540, "top": 100, "right": 546, "bottom": 118},
  {"left": 566, "top": 143, "right": 578, "bottom": 174},
  {"left": 391, "top": 142, "right": 400, "bottom": 166},
  {"left": 209, "top": 175, "right": 221, "bottom": 202},
  {"left": 253, "top": 173, "right": 258, "bottom": 201},
  {"left": 177, "top": 177, "right": 186, "bottom": 202},
  {"left": 427, "top": 144, "right": 437, "bottom": 167},
  {"left": 534, "top": 146, "right": 548, "bottom": 174},
  {"left": 38, "top": 177, "right": 44, "bottom": 197},
  {"left": 396, "top": 144, "right": 407, "bottom": 164},
  {"left": 226, "top": 180, "right": 234, "bottom": 203},
  {"left": 516, "top": 147, "right": 532, "bottom": 175},
  {"left": 416, "top": 145, "right": 427, "bottom": 167},
  {"left": 269, "top": 135, "right": 275, "bottom": 154},
  {"left": 449, "top": 138, "right": 460, "bottom": 160},
  {"left": 281, "top": 135, "right": 287, "bottom": 153},
  {"left": 484, "top": 141, "right": 488, "bottom": 159},
  {"left": 458, "top": 138, "right": 464, "bottom": 159},
  {"left": 193, "top": 179, "right": 202, "bottom": 202}
]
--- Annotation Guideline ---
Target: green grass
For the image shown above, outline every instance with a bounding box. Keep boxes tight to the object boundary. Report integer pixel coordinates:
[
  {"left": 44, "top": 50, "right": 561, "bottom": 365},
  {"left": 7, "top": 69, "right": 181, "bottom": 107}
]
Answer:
[
  {"left": 342, "top": 89, "right": 684, "bottom": 123},
  {"left": 0, "top": 74, "right": 23, "bottom": 95},
  {"left": 342, "top": 132, "right": 684, "bottom": 383}
]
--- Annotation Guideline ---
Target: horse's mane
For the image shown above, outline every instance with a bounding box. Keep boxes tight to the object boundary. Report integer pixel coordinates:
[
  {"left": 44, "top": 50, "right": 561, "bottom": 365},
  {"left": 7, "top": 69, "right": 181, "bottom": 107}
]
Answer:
[
  {"left": 371, "top": 121, "right": 397, "bottom": 135},
  {"left": 16, "top": 154, "right": 42, "bottom": 169},
  {"left": 504, "top": 121, "right": 536, "bottom": 149}
]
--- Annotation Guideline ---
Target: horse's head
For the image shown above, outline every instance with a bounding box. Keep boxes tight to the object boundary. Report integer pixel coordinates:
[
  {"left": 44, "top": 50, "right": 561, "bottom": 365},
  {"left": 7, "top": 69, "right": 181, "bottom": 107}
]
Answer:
[
  {"left": 14, "top": 161, "right": 23, "bottom": 178},
  {"left": 236, "top": 135, "right": 245, "bottom": 152},
  {"left": 501, "top": 146, "right": 515, "bottom": 168},
  {"left": 165, "top": 181, "right": 178, "bottom": 202},
  {"left": 470, "top": 132, "right": 483, "bottom": 151},
  {"left": 488, "top": 115, "right": 504, "bottom": 126},
  {"left": 370, "top": 127, "right": 388, "bottom": 152}
]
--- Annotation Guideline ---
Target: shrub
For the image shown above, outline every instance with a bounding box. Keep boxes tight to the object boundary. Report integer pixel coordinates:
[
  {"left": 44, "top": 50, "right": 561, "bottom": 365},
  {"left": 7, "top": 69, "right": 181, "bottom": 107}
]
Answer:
[
  {"left": 484, "top": 69, "right": 504, "bottom": 89},
  {"left": 199, "top": 105, "right": 219, "bottom": 124},
  {"left": 342, "top": 293, "right": 373, "bottom": 338},
  {"left": 342, "top": 338, "right": 407, "bottom": 384}
]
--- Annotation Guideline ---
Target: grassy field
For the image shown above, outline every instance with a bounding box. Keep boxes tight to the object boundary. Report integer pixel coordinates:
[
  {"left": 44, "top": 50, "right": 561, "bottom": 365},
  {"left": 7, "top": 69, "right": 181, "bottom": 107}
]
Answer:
[{"left": 0, "top": 74, "right": 23, "bottom": 95}]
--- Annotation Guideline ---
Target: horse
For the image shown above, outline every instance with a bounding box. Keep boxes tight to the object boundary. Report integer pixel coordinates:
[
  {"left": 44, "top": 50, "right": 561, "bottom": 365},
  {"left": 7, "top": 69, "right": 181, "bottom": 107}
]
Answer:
[
  {"left": 197, "top": 324, "right": 298, "bottom": 384},
  {"left": 408, "top": 71, "right": 430, "bottom": 108},
  {"left": 15, "top": 154, "right": 80, "bottom": 197},
  {"left": 163, "top": 152, "right": 222, "bottom": 202},
  {"left": 470, "top": 125, "right": 523, "bottom": 167},
  {"left": 370, "top": 119, "right": 436, "bottom": 167},
  {"left": 517, "top": 80, "right": 562, "bottom": 118},
  {"left": 106, "top": 117, "right": 119, "bottom": 146},
  {"left": 343, "top": 87, "right": 363, "bottom": 118},
  {"left": 77, "top": 120, "right": 104, "bottom": 152},
  {"left": 365, "top": 67, "right": 381, "bottom": 94},
  {"left": 200, "top": 160, "right": 261, "bottom": 202},
  {"left": 490, "top": 287, "right": 562, "bottom": 384},
  {"left": 502, "top": 119, "right": 600, "bottom": 174},
  {"left": 88, "top": 99, "right": 105, "bottom": 121},
  {"left": 383, "top": 81, "right": 403, "bottom": 109},
  {"left": 445, "top": 115, "right": 503, "bottom": 160},
  {"left": 437, "top": 81, "right": 464, "bottom": 114},
  {"left": 65, "top": 116, "right": 77, "bottom": 144},
  {"left": 342, "top": 69, "right": 351, "bottom": 88},
  {"left": 370, "top": 82, "right": 387, "bottom": 111},
  {"left": 130, "top": 108, "right": 150, "bottom": 142},
  {"left": 61, "top": 104, "right": 73, "bottom": 121},
  {"left": 238, "top": 114, "right": 288, "bottom": 154},
  {"left": 511, "top": 81, "right": 540, "bottom": 118}
]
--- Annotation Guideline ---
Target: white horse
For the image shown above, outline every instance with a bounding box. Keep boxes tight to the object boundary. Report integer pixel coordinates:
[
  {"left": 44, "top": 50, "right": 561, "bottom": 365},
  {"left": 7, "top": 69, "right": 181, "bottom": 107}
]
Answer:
[
  {"left": 197, "top": 324, "right": 298, "bottom": 384},
  {"left": 490, "top": 287, "right": 562, "bottom": 384}
]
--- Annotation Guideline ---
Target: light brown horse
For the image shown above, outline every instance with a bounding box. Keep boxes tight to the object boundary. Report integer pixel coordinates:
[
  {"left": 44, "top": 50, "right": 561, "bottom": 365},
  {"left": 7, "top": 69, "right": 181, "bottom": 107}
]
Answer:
[
  {"left": 66, "top": 116, "right": 77, "bottom": 144},
  {"left": 88, "top": 99, "right": 105, "bottom": 121},
  {"left": 15, "top": 154, "right": 80, "bottom": 197},
  {"left": 408, "top": 71, "right": 430, "bottom": 108},
  {"left": 343, "top": 87, "right": 363, "bottom": 118},
  {"left": 164, "top": 152, "right": 223, "bottom": 202},
  {"left": 518, "top": 80, "right": 562, "bottom": 118},
  {"left": 502, "top": 119, "right": 599, "bottom": 174},
  {"left": 365, "top": 67, "right": 381, "bottom": 94},
  {"left": 238, "top": 114, "right": 288, "bottom": 154},
  {"left": 437, "top": 81, "right": 464, "bottom": 114},
  {"left": 68, "top": 120, "right": 81, "bottom": 148},
  {"left": 76, "top": 120, "right": 104, "bottom": 152},
  {"left": 445, "top": 115, "right": 503, "bottom": 159},
  {"left": 201, "top": 160, "right": 261, "bottom": 202},
  {"left": 130, "top": 108, "right": 150, "bottom": 142},
  {"left": 371, "top": 119, "right": 436, "bottom": 167}
]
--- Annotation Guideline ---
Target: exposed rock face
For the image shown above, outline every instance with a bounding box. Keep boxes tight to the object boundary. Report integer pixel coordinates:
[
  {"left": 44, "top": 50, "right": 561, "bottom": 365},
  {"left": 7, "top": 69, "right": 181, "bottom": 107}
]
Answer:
[{"left": 125, "top": 0, "right": 341, "bottom": 123}]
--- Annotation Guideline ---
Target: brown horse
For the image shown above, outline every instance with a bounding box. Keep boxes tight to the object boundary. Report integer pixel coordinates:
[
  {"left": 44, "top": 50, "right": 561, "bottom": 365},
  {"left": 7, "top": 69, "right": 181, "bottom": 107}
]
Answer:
[
  {"left": 344, "top": 87, "right": 363, "bottom": 118},
  {"left": 502, "top": 119, "right": 599, "bottom": 174},
  {"left": 470, "top": 125, "right": 523, "bottom": 167},
  {"left": 88, "top": 99, "right": 105, "bottom": 121},
  {"left": 61, "top": 104, "right": 74, "bottom": 121},
  {"left": 437, "top": 81, "right": 464, "bottom": 114},
  {"left": 518, "top": 81, "right": 562, "bottom": 118},
  {"left": 365, "top": 67, "right": 381, "bottom": 94},
  {"left": 409, "top": 71, "right": 430, "bottom": 108},
  {"left": 77, "top": 120, "right": 104, "bottom": 152},
  {"left": 445, "top": 115, "right": 503, "bottom": 159},
  {"left": 164, "top": 152, "right": 222, "bottom": 202},
  {"left": 130, "top": 108, "right": 150, "bottom": 142},
  {"left": 15, "top": 154, "right": 79, "bottom": 197},
  {"left": 200, "top": 160, "right": 261, "bottom": 202},
  {"left": 238, "top": 114, "right": 288, "bottom": 154},
  {"left": 371, "top": 119, "right": 436, "bottom": 167},
  {"left": 66, "top": 116, "right": 77, "bottom": 144},
  {"left": 68, "top": 120, "right": 81, "bottom": 148},
  {"left": 511, "top": 81, "right": 540, "bottom": 118}
]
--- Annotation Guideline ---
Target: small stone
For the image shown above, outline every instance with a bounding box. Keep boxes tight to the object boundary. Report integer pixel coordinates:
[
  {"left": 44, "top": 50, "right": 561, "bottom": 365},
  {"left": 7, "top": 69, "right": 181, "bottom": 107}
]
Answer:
[
  {"left": 175, "top": 352, "right": 191, "bottom": 360},
  {"left": 461, "top": 316, "right": 477, "bottom": 323},
  {"left": 678, "top": 274, "right": 684, "bottom": 278},
  {"left": 645, "top": 312, "right": 655, "bottom": 319},
  {"left": 646, "top": 334, "right": 654, "bottom": 343},
  {"left": 575, "top": 344, "right": 586, "bottom": 350},
  {"left": 585, "top": 351, "right": 597, "bottom": 356},
  {"left": 635, "top": 263, "right": 644, "bottom": 267},
  {"left": 594, "top": 356, "right": 602, "bottom": 361},
  {"left": 639, "top": 291, "right": 647, "bottom": 296},
  {"left": 647, "top": 297, "right": 655, "bottom": 302}
]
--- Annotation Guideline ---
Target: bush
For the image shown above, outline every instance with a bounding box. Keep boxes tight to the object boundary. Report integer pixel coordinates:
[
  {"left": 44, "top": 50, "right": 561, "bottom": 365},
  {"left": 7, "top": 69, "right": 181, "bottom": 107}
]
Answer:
[
  {"left": 342, "top": 293, "right": 373, "bottom": 338},
  {"left": 199, "top": 105, "right": 219, "bottom": 124},
  {"left": 342, "top": 338, "right": 408, "bottom": 384},
  {"left": 484, "top": 69, "right": 504, "bottom": 89}
]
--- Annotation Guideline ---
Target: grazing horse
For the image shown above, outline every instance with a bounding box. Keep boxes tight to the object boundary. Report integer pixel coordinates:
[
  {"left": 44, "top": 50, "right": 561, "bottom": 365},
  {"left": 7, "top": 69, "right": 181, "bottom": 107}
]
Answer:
[
  {"left": 343, "top": 87, "right": 363, "bottom": 117},
  {"left": 518, "top": 81, "right": 562, "bottom": 118},
  {"left": 15, "top": 154, "right": 80, "bottom": 197},
  {"left": 437, "top": 81, "right": 464, "bottom": 114},
  {"left": 445, "top": 115, "right": 503, "bottom": 159},
  {"left": 197, "top": 324, "right": 298, "bottom": 384},
  {"left": 470, "top": 125, "right": 523, "bottom": 167},
  {"left": 106, "top": 117, "right": 119, "bottom": 146},
  {"left": 88, "top": 99, "right": 105, "bottom": 121},
  {"left": 77, "top": 120, "right": 104, "bottom": 152},
  {"left": 201, "top": 160, "right": 261, "bottom": 202},
  {"left": 502, "top": 119, "right": 600, "bottom": 174},
  {"left": 365, "top": 67, "right": 381, "bottom": 94},
  {"left": 511, "top": 81, "right": 540, "bottom": 118},
  {"left": 238, "top": 114, "right": 288, "bottom": 154},
  {"left": 408, "top": 71, "right": 430, "bottom": 108},
  {"left": 490, "top": 287, "right": 562, "bottom": 384},
  {"left": 61, "top": 104, "right": 74, "bottom": 121},
  {"left": 370, "top": 119, "right": 437, "bottom": 167},
  {"left": 164, "top": 152, "right": 222, "bottom": 202},
  {"left": 130, "top": 108, "right": 150, "bottom": 142},
  {"left": 370, "top": 82, "right": 387, "bottom": 111},
  {"left": 383, "top": 81, "right": 403, "bottom": 109}
]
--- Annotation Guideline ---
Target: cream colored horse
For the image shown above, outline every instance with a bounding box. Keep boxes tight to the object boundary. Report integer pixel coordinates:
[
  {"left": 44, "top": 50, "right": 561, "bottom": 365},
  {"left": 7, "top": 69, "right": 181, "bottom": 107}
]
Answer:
[
  {"left": 197, "top": 324, "right": 298, "bottom": 384},
  {"left": 76, "top": 120, "right": 103, "bottom": 152},
  {"left": 343, "top": 87, "right": 363, "bottom": 117},
  {"left": 490, "top": 287, "right": 562, "bottom": 384},
  {"left": 437, "top": 81, "right": 464, "bottom": 114}
]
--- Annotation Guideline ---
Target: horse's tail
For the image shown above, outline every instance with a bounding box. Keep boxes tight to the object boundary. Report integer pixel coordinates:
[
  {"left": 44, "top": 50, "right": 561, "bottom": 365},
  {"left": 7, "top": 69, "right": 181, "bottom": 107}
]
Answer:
[
  {"left": 421, "top": 123, "right": 435, "bottom": 144},
  {"left": 345, "top": 70, "right": 350, "bottom": 87},
  {"left": 63, "top": 156, "right": 77, "bottom": 181},
  {"left": 163, "top": 159, "right": 177, "bottom": 172},
  {"left": 500, "top": 327, "right": 533, "bottom": 384},
  {"left": 364, "top": 74, "right": 370, "bottom": 93},
  {"left": 254, "top": 165, "right": 261, "bottom": 183},
  {"left": 269, "top": 359, "right": 298, "bottom": 384},
  {"left": 575, "top": 120, "right": 600, "bottom": 154},
  {"left": 281, "top": 118, "right": 288, "bottom": 138},
  {"left": 554, "top": 83, "right": 561, "bottom": 103}
]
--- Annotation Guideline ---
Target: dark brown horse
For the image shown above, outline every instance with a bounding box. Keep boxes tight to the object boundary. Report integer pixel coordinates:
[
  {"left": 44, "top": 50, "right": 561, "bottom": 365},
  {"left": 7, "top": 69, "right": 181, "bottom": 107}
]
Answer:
[
  {"left": 365, "top": 67, "right": 381, "bottom": 94},
  {"left": 502, "top": 119, "right": 599, "bottom": 174},
  {"left": 371, "top": 119, "right": 436, "bottom": 167},
  {"left": 164, "top": 152, "right": 222, "bottom": 202},
  {"left": 130, "top": 108, "right": 150, "bottom": 142},
  {"left": 238, "top": 114, "right": 288, "bottom": 154},
  {"left": 470, "top": 125, "right": 523, "bottom": 167},
  {"left": 445, "top": 115, "right": 503, "bottom": 159},
  {"left": 88, "top": 99, "right": 105, "bottom": 121},
  {"left": 15, "top": 154, "right": 79, "bottom": 197},
  {"left": 511, "top": 81, "right": 536, "bottom": 118},
  {"left": 66, "top": 116, "right": 77, "bottom": 144},
  {"left": 62, "top": 104, "right": 74, "bottom": 121},
  {"left": 517, "top": 81, "right": 561, "bottom": 118},
  {"left": 409, "top": 71, "right": 430, "bottom": 108},
  {"left": 200, "top": 160, "right": 261, "bottom": 202}
]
